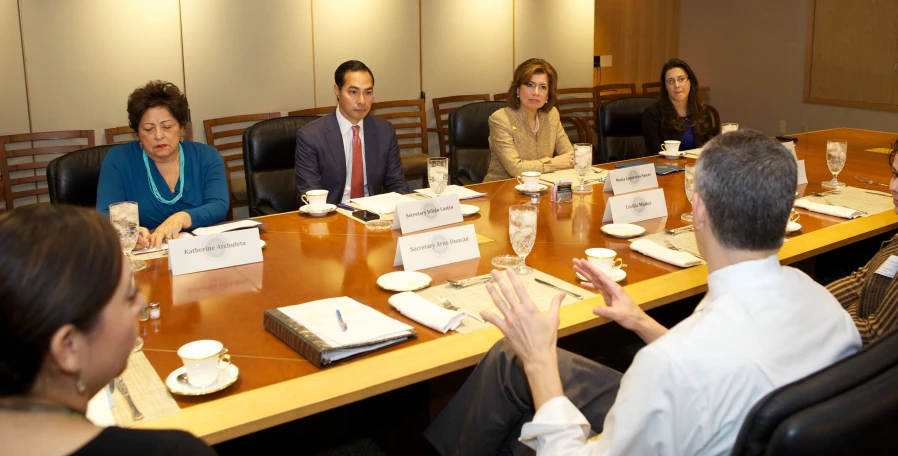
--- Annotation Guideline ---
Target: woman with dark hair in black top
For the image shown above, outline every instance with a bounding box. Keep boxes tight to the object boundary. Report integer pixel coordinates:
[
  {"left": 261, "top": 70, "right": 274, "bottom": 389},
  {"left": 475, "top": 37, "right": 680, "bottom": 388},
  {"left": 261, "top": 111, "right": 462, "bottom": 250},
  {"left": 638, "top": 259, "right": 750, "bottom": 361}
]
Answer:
[
  {"left": 642, "top": 58, "right": 714, "bottom": 154},
  {"left": 0, "top": 205, "right": 215, "bottom": 455}
]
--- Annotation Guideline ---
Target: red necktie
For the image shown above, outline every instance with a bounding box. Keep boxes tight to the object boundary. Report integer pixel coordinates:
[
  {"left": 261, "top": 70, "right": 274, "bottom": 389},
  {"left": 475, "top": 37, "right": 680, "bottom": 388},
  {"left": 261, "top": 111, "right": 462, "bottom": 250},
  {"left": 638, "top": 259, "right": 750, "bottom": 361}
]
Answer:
[{"left": 350, "top": 125, "right": 364, "bottom": 199}]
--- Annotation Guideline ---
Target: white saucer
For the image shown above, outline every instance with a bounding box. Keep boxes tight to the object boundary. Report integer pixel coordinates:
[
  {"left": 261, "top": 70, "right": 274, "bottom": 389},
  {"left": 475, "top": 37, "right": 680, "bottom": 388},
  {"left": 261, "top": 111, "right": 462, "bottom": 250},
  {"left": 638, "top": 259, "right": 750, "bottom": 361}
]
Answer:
[
  {"left": 659, "top": 151, "right": 686, "bottom": 158},
  {"left": 165, "top": 364, "right": 239, "bottom": 396},
  {"left": 601, "top": 223, "right": 646, "bottom": 239},
  {"left": 515, "top": 184, "right": 548, "bottom": 193},
  {"left": 299, "top": 204, "right": 336, "bottom": 217},
  {"left": 785, "top": 221, "right": 802, "bottom": 234},
  {"left": 577, "top": 269, "right": 626, "bottom": 283},
  {"left": 460, "top": 204, "right": 481, "bottom": 216},
  {"left": 376, "top": 271, "right": 432, "bottom": 292}
]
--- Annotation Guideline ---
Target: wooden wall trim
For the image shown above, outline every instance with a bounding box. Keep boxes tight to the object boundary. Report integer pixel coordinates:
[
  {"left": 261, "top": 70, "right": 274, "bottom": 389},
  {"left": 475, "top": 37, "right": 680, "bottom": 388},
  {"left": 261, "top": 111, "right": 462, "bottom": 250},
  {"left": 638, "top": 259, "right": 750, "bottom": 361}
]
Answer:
[{"left": 803, "top": 0, "right": 815, "bottom": 101}]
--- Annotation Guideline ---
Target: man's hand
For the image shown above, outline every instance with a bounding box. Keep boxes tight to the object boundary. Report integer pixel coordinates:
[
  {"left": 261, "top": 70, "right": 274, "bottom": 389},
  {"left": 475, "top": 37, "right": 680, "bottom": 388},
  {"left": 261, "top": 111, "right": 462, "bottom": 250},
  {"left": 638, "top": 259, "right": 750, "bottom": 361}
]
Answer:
[
  {"left": 481, "top": 268, "right": 565, "bottom": 409},
  {"left": 573, "top": 258, "right": 668, "bottom": 344}
]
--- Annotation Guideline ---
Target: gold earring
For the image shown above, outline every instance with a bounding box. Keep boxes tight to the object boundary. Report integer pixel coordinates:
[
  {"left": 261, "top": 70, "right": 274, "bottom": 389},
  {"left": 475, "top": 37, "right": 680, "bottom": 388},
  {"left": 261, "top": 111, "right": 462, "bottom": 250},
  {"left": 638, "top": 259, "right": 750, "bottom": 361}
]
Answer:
[{"left": 75, "top": 378, "right": 86, "bottom": 394}]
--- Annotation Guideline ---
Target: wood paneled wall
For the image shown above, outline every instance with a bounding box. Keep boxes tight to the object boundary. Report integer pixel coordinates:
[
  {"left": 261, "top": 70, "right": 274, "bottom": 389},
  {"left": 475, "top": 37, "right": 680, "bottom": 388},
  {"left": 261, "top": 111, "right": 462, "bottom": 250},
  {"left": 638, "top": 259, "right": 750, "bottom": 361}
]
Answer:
[{"left": 593, "top": 0, "right": 680, "bottom": 88}]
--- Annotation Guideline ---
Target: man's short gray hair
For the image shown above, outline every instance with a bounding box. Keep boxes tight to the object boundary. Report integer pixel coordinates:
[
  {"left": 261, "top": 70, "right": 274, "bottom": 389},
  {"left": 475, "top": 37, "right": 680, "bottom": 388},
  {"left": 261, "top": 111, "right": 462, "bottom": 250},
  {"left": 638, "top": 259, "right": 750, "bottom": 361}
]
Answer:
[{"left": 694, "top": 129, "right": 797, "bottom": 251}]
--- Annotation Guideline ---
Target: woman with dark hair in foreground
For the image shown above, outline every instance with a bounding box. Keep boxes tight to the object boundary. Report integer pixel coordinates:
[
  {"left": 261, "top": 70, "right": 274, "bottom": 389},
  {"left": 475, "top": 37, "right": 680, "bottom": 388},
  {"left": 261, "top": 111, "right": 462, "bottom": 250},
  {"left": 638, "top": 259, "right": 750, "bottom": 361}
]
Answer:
[{"left": 0, "top": 205, "right": 215, "bottom": 455}]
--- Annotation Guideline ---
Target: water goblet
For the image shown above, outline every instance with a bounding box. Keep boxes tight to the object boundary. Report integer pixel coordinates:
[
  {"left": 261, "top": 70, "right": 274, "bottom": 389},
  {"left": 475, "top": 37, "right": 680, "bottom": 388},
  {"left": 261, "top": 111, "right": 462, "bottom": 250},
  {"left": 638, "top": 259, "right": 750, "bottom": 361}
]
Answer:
[
  {"left": 509, "top": 204, "right": 538, "bottom": 275},
  {"left": 822, "top": 139, "right": 847, "bottom": 189},
  {"left": 109, "top": 202, "right": 147, "bottom": 273},
  {"left": 572, "top": 143, "right": 593, "bottom": 194},
  {"left": 427, "top": 157, "right": 449, "bottom": 196},
  {"left": 721, "top": 123, "right": 739, "bottom": 134},
  {"left": 681, "top": 164, "right": 697, "bottom": 222}
]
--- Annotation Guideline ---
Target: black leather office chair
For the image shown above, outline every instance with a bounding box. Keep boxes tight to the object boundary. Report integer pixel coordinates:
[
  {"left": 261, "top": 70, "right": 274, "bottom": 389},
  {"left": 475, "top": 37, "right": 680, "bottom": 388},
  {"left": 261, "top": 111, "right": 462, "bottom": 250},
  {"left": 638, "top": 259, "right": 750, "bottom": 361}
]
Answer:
[
  {"left": 243, "top": 116, "right": 318, "bottom": 216},
  {"left": 448, "top": 101, "right": 505, "bottom": 185},
  {"left": 731, "top": 328, "right": 898, "bottom": 456},
  {"left": 46, "top": 145, "right": 114, "bottom": 207},
  {"left": 595, "top": 96, "right": 658, "bottom": 163}
]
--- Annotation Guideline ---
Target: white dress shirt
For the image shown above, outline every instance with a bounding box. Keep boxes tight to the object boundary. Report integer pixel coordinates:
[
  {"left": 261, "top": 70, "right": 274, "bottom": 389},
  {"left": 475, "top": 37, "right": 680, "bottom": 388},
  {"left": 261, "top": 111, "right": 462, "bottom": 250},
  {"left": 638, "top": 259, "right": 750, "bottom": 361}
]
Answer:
[
  {"left": 519, "top": 255, "right": 862, "bottom": 455},
  {"left": 334, "top": 108, "right": 368, "bottom": 203}
]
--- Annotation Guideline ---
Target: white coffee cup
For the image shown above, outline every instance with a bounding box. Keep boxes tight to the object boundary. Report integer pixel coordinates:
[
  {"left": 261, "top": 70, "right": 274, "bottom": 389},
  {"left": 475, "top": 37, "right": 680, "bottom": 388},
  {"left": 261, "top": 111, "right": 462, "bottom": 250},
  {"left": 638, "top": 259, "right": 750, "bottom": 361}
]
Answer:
[
  {"left": 177, "top": 340, "right": 231, "bottom": 388},
  {"left": 585, "top": 248, "right": 623, "bottom": 276},
  {"left": 301, "top": 189, "right": 329, "bottom": 211},
  {"left": 661, "top": 140, "right": 681, "bottom": 154},
  {"left": 517, "top": 171, "right": 542, "bottom": 190}
]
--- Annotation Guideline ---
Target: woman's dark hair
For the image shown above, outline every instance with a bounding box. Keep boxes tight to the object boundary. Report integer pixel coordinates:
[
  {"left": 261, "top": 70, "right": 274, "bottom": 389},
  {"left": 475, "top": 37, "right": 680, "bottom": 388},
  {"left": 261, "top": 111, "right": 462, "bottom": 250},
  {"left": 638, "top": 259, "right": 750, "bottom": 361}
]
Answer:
[
  {"left": 658, "top": 59, "right": 710, "bottom": 138},
  {"left": 889, "top": 139, "right": 898, "bottom": 170},
  {"left": 0, "top": 205, "right": 123, "bottom": 395},
  {"left": 506, "top": 58, "right": 558, "bottom": 112},
  {"left": 127, "top": 80, "right": 190, "bottom": 132}
]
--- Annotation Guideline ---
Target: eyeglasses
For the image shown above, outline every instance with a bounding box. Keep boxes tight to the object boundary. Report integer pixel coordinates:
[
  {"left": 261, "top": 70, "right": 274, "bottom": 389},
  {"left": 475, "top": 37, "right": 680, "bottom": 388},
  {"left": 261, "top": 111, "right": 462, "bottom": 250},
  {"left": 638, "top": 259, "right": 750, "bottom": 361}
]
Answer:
[{"left": 665, "top": 76, "right": 689, "bottom": 86}]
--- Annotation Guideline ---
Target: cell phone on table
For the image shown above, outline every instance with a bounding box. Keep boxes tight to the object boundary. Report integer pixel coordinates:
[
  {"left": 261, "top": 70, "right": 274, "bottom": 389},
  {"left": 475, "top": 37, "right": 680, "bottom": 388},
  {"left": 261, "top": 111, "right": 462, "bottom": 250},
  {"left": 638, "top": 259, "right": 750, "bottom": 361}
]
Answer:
[{"left": 352, "top": 210, "right": 380, "bottom": 221}]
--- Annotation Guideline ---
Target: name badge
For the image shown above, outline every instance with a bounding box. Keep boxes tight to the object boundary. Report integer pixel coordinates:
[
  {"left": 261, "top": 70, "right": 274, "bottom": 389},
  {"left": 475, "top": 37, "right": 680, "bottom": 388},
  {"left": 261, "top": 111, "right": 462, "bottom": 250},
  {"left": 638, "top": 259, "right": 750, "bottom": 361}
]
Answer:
[
  {"left": 603, "top": 163, "right": 659, "bottom": 194},
  {"left": 169, "top": 228, "right": 263, "bottom": 276},
  {"left": 392, "top": 194, "right": 463, "bottom": 234},
  {"left": 393, "top": 224, "right": 480, "bottom": 271},
  {"left": 602, "top": 188, "right": 668, "bottom": 223},
  {"left": 796, "top": 160, "right": 808, "bottom": 186},
  {"left": 875, "top": 255, "right": 898, "bottom": 279}
]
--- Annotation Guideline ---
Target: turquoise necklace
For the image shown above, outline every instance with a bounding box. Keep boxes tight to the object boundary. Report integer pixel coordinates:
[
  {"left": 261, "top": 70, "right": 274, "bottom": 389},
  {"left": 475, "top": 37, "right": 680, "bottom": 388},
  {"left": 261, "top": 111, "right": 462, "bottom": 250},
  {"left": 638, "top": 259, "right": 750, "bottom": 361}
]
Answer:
[{"left": 142, "top": 144, "right": 185, "bottom": 205}]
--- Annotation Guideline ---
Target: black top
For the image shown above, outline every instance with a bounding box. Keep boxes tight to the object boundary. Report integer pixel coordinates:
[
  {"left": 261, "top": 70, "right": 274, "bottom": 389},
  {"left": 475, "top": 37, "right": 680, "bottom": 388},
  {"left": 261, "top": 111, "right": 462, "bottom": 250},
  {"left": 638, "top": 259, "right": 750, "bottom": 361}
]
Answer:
[
  {"left": 70, "top": 427, "right": 216, "bottom": 456},
  {"left": 641, "top": 101, "right": 713, "bottom": 154}
]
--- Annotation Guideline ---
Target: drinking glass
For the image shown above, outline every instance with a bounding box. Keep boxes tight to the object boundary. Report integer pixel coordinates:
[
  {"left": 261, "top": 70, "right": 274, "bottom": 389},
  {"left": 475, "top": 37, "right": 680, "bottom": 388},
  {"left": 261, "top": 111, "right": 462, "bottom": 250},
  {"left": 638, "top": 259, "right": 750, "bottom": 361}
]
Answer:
[
  {"left": 681, "top": 164, "right": 697, "bottom": 222},
  {"left": 822, "top": 139, "right": 847, "bottom": 189},
  {"left": 110, "top": 202, "right": 147, "bottom": 273},
  {"left": 427, "top": 157, "right": 449, "bottom": 196},
  {"left": 721, "top": 123, "right": 739, "bottom": 134},
  {"left": 572, "top": 143, "right": 593, "bottom": 194},
  {"left": 509, "top": 204, "right": 538, "bottom": 275}
]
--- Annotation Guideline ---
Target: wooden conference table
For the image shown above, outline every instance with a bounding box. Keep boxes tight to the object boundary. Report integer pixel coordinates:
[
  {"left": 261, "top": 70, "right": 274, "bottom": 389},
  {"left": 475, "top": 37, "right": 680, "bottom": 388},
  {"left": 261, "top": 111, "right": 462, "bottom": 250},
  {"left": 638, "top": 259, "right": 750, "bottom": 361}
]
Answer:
[{"left": 135, "top": 128, "right": 898, "bottom": 443}]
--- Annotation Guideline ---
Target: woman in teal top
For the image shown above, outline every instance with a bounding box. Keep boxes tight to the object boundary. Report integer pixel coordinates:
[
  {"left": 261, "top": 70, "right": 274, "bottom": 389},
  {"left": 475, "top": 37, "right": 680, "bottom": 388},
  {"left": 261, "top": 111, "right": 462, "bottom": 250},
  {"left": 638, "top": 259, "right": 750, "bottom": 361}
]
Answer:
[{"left": 97, "top": 81, "right": 228, "bottom": 249}]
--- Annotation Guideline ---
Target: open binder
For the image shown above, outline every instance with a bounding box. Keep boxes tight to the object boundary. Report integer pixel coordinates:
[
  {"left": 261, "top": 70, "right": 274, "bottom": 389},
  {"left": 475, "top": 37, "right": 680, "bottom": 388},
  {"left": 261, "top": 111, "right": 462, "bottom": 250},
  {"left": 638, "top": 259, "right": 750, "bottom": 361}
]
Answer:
[{"left": 263, "top": 297, "right": 417, "bottom": 368}]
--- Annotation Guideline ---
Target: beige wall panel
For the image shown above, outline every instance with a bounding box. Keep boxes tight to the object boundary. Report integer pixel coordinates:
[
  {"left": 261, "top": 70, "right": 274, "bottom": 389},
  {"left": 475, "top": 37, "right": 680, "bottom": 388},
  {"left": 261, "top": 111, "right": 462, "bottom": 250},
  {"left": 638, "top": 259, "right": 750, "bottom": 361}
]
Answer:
[
  {"left": 680, "top": 0, "right": 898, "bottom": 136},
  {"left": 421, "top": 0, "right": 513, "bottom": 155},
  {"left": 312, "top": 0, "right": 420, "bottom": 107},
  {"left": 0, "top": 0, "right": 29, "bottom": 135},
  {"left": 515, "top": 0, "right": 594, "bottom": 89},
  {"left": 21, "top": 0, "right": 183, "bottom": 137},
  {"left": 181, "top": 0, "right": 314, "bottom": 142}
]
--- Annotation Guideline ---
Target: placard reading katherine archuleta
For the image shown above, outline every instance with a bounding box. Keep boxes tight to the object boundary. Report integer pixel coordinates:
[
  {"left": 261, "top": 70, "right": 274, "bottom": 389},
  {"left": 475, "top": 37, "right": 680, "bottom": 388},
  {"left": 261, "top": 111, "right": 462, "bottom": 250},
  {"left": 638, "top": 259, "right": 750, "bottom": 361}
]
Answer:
[
  {"left": 169, "top": 228, "right": 263, "bottom": 276},
  {"left": 602, "top": 188, "right": 668, "bottom": 223},
  {"left": 391, "top": 193, "right": 463, "bottom": 234},
  {"left": 393, "top": 224, "right": 480, "bottom": 271}
]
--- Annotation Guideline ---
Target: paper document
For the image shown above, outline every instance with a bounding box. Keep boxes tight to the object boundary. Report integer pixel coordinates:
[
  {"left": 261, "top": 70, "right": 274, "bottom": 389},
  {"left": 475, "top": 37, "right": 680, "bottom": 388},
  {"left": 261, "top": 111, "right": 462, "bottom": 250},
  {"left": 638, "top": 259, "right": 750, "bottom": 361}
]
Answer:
[
  {"left": 278, "top": 297, "right": 414, "bottom": 347},
  {"left": 350, "top": 192, "right": 417, "bottom": 214},
  {"left": 414, "top": 185, "right": 487, "bottom": 200},
  {"left": 131, "top": 232, "right": 193, "bottom": 255},
  {"left": 192, "top": 219, "right": 262, "bottom": 236}
]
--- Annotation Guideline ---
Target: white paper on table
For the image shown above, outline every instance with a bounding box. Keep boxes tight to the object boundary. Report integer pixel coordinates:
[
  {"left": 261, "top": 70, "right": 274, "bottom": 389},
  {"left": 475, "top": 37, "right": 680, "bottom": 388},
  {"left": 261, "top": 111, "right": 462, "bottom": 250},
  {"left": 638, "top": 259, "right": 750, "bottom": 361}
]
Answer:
[
  {"left": 192, "top": 219, "right": 262, "bottom": 236},
  {"left": 131, "top": 232, "right": 193, "bottom": 255},
  {"left": 414, "top": 185, "right": 487, "bottom": 200},
  {"left": 277, "top": 297, "right": 414, "bottom": 347},
  {"left": 85, "top": 388, "right": 115, "bottom": 427},
  {"left": 350, "top": 192, "right": 417, "bottom": 214}
]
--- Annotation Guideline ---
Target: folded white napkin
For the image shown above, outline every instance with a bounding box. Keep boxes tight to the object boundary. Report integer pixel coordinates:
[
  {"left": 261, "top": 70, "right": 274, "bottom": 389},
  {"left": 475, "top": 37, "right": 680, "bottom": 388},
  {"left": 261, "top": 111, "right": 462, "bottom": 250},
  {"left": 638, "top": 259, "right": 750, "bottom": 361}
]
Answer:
[
  {"left": 630, "top": 239, "right": 703, "bottom": 268},
  {"left": 794, "top": 199, "right": 861, "bottom": 219},
  {"left": 388, "top": 292, "right": 466, "bottom": 333}
]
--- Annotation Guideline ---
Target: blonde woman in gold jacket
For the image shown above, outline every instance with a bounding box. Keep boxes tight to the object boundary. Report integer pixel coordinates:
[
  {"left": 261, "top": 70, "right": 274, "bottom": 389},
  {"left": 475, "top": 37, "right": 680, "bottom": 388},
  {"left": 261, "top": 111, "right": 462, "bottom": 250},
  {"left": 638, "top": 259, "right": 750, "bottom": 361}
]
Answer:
[{"left": 484, "top": 58, "right": 574, "bottom": 182}]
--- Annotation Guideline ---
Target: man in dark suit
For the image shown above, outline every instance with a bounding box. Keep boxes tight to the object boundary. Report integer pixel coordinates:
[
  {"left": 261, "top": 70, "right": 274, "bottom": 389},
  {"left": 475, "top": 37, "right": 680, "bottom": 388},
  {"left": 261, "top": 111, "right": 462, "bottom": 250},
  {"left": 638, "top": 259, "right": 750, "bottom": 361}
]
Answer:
[{"left": 295, "top": 60, "right": 410, "bottom": 206}]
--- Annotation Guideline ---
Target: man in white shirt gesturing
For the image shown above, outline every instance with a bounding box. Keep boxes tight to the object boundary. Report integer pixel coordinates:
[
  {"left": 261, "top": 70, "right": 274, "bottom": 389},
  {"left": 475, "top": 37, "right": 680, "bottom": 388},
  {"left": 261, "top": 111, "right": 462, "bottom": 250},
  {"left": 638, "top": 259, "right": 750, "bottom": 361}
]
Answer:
[{"left": 425, "top": 129, "right": 861, "bottom": 456}]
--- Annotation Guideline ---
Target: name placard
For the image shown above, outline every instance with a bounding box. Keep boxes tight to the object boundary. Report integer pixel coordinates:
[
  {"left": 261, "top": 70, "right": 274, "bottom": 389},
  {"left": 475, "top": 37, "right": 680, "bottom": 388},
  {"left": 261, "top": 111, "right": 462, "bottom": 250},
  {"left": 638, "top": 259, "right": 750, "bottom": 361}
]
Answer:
[
  {"left": 796, "top": 160, "right": 808, "bottom": 186},
  {"left": 602, "top": 188, "right": 668, "bottom": 223},
  {"left": 603, "top": 163, "right": 659, "bottom": 194},
  {"left": 169, "top": 228, "right": 263, "bottom": 276},
  {"left": 393, "top": 224, "right": 481, "bottom": 271},
  {"left": 391, "top": 194, "right": 463, "bottom": 234}
]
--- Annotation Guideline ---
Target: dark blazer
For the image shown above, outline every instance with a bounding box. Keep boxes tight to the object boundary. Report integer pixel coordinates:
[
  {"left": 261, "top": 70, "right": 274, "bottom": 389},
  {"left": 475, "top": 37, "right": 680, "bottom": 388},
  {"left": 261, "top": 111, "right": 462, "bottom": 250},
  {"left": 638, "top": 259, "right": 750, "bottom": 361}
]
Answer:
[
  {"left": 642, "top": 101, "right": 713, "bottom": 154},
  {"left": 295, "top": 110, "right": 410, "bottom": 206}
]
